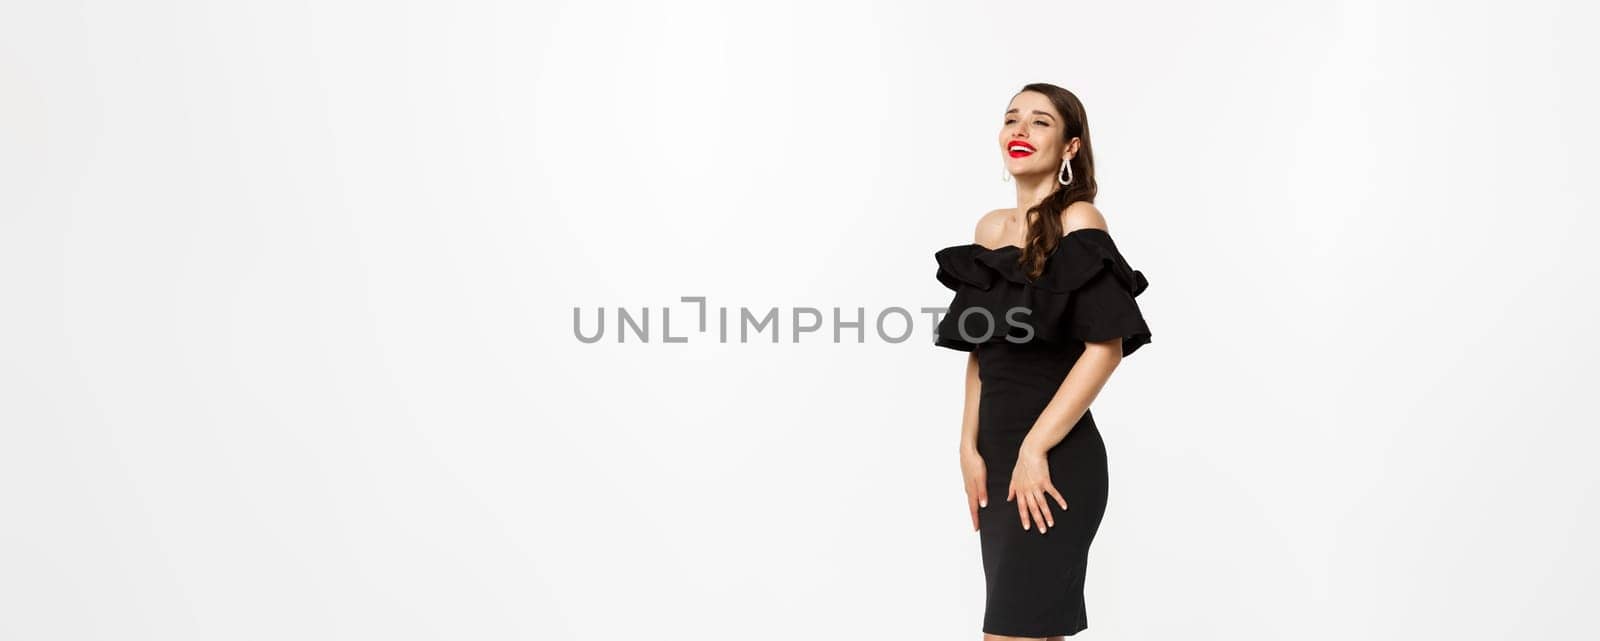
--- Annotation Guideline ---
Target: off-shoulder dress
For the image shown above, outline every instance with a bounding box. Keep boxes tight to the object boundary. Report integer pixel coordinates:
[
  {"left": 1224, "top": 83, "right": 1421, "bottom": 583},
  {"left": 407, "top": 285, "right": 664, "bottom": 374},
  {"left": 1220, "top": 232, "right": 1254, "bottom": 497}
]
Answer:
[{"left": 933, "top": 227, "right": 1152, "bottom": 637}]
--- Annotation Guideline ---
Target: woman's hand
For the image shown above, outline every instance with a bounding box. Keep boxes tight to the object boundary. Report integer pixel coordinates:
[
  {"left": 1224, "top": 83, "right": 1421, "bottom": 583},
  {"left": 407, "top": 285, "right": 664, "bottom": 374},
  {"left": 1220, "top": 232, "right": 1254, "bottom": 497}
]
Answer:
[
  {"left": 1009, "top": 449, "right": 1069, "bottom": 533},
  {"left": 960, "top": 448, "right": 988, "bottom": 532}
]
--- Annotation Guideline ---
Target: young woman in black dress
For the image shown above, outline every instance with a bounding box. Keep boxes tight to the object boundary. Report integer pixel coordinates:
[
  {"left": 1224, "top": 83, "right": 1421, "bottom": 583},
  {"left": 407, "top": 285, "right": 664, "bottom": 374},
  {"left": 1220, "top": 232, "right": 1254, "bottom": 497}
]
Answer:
[{"left": 933, "top": 83, "right": 1152, "bottom": 639}]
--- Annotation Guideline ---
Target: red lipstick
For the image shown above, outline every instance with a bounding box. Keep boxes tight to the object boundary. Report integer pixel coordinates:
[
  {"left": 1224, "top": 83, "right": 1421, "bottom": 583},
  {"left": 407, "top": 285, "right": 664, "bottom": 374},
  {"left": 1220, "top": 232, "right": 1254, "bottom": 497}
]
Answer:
[{"left": 1007, "top": 140, "right": 1036, "bottom": 158}]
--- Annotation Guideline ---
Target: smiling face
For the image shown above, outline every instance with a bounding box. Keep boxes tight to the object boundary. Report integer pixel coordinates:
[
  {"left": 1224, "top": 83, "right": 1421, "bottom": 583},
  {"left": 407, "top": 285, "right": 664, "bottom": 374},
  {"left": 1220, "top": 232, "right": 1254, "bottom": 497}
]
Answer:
[{"left": 999, "top": 90, "right": 1078, "bottom": 179}]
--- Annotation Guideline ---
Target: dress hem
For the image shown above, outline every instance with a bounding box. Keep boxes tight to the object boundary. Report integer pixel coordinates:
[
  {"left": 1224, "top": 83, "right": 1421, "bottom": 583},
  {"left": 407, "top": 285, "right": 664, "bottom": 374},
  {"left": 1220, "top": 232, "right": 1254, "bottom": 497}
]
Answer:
[{"left": 981, "top": 623, "right": 1089, "bottom": 637}]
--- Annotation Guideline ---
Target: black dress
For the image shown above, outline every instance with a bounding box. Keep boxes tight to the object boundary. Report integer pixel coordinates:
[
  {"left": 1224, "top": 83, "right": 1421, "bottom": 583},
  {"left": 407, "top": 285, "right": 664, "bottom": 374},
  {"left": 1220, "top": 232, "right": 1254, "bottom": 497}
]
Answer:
[{"left": 933, "top": 227, "right": 1152, "bottom": 637}]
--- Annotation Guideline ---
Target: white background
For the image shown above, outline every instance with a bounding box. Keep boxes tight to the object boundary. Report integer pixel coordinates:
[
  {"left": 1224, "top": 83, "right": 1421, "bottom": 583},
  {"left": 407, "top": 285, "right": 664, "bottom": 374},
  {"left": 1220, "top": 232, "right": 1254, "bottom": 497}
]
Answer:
[{"left": 4, "top": 1, "right": 1598, "bottom": 639}]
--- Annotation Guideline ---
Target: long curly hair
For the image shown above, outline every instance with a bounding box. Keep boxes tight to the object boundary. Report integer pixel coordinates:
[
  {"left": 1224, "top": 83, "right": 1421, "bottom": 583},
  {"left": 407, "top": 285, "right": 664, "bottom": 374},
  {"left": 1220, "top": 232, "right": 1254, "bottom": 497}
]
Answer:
[{"left": 1014, "top": 83, "right": 1098, "bottom": 281}]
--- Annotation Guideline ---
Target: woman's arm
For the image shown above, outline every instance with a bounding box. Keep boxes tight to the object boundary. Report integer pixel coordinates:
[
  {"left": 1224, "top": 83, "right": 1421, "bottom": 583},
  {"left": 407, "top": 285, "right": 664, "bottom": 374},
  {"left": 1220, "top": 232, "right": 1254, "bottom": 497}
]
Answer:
[
  {"left": 1018, "top": 339, "right": 1121, "bottom": 458},
  {"left": 1023, "top": 203, "right": 1121, "bottom": 458},
  {"left": 960, "top": 351, "right": 982, "bottom": 454},
  {"left": 959, "top": 211, "right": 1007, "bottom": 530},
  {"left": 963, "top": 208, "right": 1005, "bottom": 456},
  {"left": 1008, "top": 337, "right": 1121, "bottom": 533},
  {"left": 1010, "top": 204, "right": 1124, "bottom": 533},
  {"left": 960, "top": 350, "right": 988, "bottom": 531}
]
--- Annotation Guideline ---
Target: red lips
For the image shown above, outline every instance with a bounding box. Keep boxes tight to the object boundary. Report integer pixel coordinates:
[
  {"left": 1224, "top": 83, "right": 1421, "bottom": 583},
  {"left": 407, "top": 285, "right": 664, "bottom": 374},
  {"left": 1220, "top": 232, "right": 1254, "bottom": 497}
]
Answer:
[{"left": 1007, "top": 139, "right": 1036, "bottom": 158}]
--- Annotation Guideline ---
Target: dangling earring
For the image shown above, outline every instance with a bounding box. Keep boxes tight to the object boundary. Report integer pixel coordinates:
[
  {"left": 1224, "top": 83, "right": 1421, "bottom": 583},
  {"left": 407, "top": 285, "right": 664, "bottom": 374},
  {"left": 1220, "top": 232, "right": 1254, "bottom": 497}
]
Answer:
[
  {"left": 1058, "top": 156, "right": 1074, "bottom": 186},
  {"left": 1002, "top": 163, "right": 1012, "bottom": 182}
]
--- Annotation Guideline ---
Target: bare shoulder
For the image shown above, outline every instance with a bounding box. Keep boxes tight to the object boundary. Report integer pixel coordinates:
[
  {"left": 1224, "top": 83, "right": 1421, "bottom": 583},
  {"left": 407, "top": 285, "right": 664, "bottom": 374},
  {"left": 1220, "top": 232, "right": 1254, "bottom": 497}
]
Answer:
[
  {"left": 971, "top": 208, "right": 1014, "bottom": 248},
  {"left": 1059, "top": 201, "right": 1109, "bottom": 233}
]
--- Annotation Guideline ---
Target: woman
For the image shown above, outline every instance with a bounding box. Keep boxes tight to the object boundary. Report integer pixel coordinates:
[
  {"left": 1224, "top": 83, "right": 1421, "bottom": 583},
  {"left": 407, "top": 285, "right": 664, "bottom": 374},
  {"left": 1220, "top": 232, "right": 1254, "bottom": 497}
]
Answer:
[{"left": 933, "top": 83, "right": 1153, "bottom": 639}]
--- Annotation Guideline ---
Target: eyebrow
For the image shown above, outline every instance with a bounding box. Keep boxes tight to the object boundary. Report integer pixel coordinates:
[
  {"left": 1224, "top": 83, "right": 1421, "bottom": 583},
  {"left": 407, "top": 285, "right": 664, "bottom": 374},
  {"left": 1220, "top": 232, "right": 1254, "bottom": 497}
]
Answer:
[{"left": 1005, "top": 109, "right": 1056, "bottom": 120}]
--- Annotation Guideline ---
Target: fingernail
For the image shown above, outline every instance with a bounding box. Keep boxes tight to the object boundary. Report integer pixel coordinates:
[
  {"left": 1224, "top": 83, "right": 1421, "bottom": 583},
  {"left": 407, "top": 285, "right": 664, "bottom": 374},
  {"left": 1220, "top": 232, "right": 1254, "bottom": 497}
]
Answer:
[{"left": 980, "top": 499, "right": 987, "bottom": 507}]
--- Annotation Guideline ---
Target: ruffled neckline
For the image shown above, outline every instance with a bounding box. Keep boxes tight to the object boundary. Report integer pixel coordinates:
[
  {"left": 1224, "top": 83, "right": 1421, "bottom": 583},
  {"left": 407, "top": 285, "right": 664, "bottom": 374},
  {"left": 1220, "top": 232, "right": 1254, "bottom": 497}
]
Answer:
[{"left": 935, "top": 227, "right": 1148, "bottom": 296}]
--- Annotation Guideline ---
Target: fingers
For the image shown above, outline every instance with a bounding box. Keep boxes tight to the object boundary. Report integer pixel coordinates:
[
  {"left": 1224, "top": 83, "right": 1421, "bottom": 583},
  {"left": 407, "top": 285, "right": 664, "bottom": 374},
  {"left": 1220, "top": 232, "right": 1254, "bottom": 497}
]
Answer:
[
  {"left": 1047, "top": 484, "right": 1069, "bottom": 512},
  {"left": 967, "top": 471, "right": 991, "bottom": 533},
  {"left": 1011, "top": 487, "right": 1066, "bottom": 534},
  {"left": 967, "top": 489, "right": 981, "bottom": 532},
  {"left": 1029, "top": 489, "right": 1052, "bottom": 533},
  {"left": 1009, "top": 479, "right": 1068, "bottom": 534},
  {"left": 1016, "top": 492, "right": 1031, "bottom": 531}
]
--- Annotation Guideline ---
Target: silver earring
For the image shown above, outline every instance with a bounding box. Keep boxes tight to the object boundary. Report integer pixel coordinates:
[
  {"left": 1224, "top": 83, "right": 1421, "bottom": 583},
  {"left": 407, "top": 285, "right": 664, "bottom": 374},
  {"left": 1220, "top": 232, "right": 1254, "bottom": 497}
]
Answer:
[
  {"left": 1002, "top": 163, "right": 1012, "bottom": 182},
  {"left": 1058, "top": 156, "right": 1074, "bottom": 186}
]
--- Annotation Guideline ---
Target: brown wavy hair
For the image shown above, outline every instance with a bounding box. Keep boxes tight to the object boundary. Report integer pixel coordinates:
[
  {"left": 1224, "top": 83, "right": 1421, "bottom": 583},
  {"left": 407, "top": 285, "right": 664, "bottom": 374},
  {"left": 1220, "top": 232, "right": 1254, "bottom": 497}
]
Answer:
[{"left": 1015, "top": 83, "right": 1098, "bottom": 281}]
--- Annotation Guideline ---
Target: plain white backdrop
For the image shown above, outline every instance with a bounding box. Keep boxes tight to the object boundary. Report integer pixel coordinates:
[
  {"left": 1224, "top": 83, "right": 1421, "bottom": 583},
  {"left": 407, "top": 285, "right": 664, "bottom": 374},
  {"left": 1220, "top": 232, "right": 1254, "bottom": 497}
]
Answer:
[{"left": 4, "top": 0, "right": 1597, "bottom": 639}]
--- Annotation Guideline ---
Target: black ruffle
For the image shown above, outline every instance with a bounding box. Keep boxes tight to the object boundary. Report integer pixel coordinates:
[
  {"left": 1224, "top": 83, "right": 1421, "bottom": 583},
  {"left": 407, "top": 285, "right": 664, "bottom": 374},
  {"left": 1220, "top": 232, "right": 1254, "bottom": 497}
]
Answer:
[{"left": 933, "top": 228, "right": 1152, "bottom": 356}]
